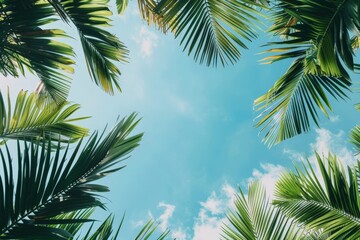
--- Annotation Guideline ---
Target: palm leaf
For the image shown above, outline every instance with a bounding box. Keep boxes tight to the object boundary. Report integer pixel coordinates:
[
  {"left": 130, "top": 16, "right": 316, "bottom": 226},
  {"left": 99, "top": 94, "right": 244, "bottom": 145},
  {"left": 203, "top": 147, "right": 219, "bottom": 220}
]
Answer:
[
  {"left": 350, "top": 125, "right": 360, "bottom": 155},
  {"left": 221, "top": 181, "right": 304, "bottom": 240},
  {"left": 137, "top": 0, "right": 169, "bottom": 32},
  {"left": 0, "top": 0, "right": 75, "bottom": 104},
  {"left": 273, "top": 153, "right": 360, "bottom": 239},
  {"left": 146, "top": 0, "right": 267, "bottom": 66},
  {"left": 0, "top": 90, "right": 88, "bottom": 143},
  {"left": 254, "top": 57, "right": 351, "bottom": 146},
  {"left": 265, "top": 0, "right": 359, "bottom": 76},
  {"left": 49, "top": 0, "right": 129, "bottom": 94},
  {"left": 0, "top": 114, "right": 142, "bottom": 239},
  {"left": 116, "top": 0, "right": 129, "bottom": 15}
]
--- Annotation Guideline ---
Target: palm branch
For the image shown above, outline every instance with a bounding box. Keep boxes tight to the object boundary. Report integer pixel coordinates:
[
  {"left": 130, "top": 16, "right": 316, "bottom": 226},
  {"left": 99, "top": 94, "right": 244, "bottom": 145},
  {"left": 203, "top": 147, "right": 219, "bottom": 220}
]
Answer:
[
  {"left": 139, "top": 0, "right": 267, "bottom": 66},
  {"left": 0, "top": 0, "right": 75, "bottom": 104},
  {"left": 116, "top": 0, "right": 129, "bottom": 15},
  {"left": 273, "top": 153, "right": 360, "bottom": 239},
  {"left": 254, "top": 57, "right": 351, "bottom": 146},
  {"left": 0, "top": 114, "right": 142, "bottom": 239},
  {"left": 48, "top": 0, "right": 129, "bottom": 94},
  {"left": 221, "top": 181, "right": 304, "bottom": 240},
  {"left": 0, "top": 90, "right": 88, "bottom": 143}
]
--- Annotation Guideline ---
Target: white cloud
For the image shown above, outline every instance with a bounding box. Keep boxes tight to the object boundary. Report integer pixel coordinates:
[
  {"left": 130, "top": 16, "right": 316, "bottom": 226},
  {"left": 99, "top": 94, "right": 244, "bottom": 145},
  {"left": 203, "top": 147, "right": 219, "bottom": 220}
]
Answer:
[
  {"left": 133, "top": 26, "right": 158, "bottom": 58},
  {"left": 192, "top": 183, "right": 236, "bottom": 240},
  {"left": 330, "top": 115, "right": 340, "bottom": 123},
  {"left": 246, "top": 163, "right": 287, "bottom": 199},
  {"left": 310, "top": 128, "right": 356, "bottom": 167},
  {"left": 171, "top": 227, "right": 187, "bottom": 240},
  {"left": 158, "top": 202, "right": 175, "bottom": 232}
]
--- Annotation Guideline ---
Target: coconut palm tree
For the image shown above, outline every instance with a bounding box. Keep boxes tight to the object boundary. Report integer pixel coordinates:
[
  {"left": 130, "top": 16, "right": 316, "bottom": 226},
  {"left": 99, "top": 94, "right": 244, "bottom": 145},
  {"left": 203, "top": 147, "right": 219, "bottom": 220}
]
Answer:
[{"left": 222, "top": 154, "right": 360, "bottom": 239}]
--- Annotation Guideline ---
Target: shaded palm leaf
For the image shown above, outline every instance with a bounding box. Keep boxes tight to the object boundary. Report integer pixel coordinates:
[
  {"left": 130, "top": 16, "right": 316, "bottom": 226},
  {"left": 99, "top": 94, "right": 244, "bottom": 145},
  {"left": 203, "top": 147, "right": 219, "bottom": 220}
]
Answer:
[
  {"left": 147, "top": 0, "right": 266, "bottom": 66},
  {"left": 0, "top": 90, "right": 88, "bottom": 143},
  {"left": 0, "top": 114, "right": 142, "bottom": 239},
  {"left": 274, "top": 153, "right": 360, "bottom": 239},
  {"left": 254, "top": 57, "right": 351, "bottom": 146},
  {"left": 49, "top": 0, "right": 129, "bottom": 94},
  {"left": 222, "top": 181, "right": 304, "bottom": 240},
  {"left": 0, "top": 0, "right": 75, "bottom": 104}
]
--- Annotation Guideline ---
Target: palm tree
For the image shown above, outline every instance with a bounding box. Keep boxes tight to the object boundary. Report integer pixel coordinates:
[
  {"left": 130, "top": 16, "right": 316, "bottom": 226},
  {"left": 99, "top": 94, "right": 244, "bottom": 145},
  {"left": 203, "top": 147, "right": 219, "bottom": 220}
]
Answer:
[{"left": 222, "top": 153, "right": 360, "bottom": 239}]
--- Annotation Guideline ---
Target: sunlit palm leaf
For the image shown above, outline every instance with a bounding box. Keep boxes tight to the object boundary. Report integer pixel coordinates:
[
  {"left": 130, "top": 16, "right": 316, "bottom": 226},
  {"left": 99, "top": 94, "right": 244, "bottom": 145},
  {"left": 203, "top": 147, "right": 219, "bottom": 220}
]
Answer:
[
  {"left": 49, "top": 0, "right": 129, "bottom": 94},
  {"left": 148, "top": 0, "right": 266, "bottom": 66},
  {"left": 137, "top": 0, "right": 169, "bottom": 32},
  {"left": 222, "top": 181, "right": 303, "bottom": 240},
  {"left": 0, "top": 0, "right": 75, "bottom": 104},
  {"left": 255, "top": 57, "right": 351, "bottom": 146},
  {"left": 135, "top": 219, "right": 169, "bottom": 240},
  {"left": 117, "top": 0, "right": 129, "bottom": 15},
  {"left": 0, "top": 90, "right": 88, "bottom": 143},
  {"left": 0, "top": 114, "right": 142, "bottom": 239},
  {"left": 350, "top": 125, "right": 360, "bottom": 154},
  {"left": 274, "top": 153, "right": 360, "bottom": 239}
]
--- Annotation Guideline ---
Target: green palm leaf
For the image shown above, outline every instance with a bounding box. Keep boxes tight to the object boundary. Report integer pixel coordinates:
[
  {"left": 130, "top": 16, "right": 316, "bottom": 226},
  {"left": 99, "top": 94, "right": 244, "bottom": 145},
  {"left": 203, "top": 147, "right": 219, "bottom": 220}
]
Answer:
[
  {"left": 274, "top": 153, "right": 360, "bottom": 239},
  {"left": 266, "top": 0, "right": 359, "bottom": 76},
  {"left": 0, "top": 114, "right": 142, "bottom": 239},
  {"left": 222, "top": 181, "right": 303, "bottom": 240},
  {"left": 0, "top": 90, "right": 88, "bottom": 143},
  {"left": 0, "top": 0, "right": 75, "bottom": 104},
  {"left": 254, "top": 57, "right": 351, "bottom": 146},
  {"left": 146, "top": 0, "right": 267, "bottom": 66},
  {"left": 116, "top": 0, "right": 129, "bottom": 15},
  {"left": 49, "top": 0, "right": 129, "bottom": 94},
  {"left": 350, "top": 125, "right": 360, "bottom": 155}
]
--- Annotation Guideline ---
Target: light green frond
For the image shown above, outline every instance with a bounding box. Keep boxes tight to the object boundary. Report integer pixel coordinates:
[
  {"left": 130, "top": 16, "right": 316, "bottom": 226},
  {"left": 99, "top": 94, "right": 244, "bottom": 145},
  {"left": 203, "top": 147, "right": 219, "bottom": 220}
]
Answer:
[
  {"left": 274, "top": 154, "right": 360, "bottom": 239},
  {"left": 116, "top": 0, "right": 129, "bottom": 15},
  {"left": 350, "top": 126, "right": 360, "bottom": 155},
  {"left": 0, "top": 90, "right": 88, "bottom": 143},
  {"left": 222, "top": 181, "right": 304, "bottom": 240},
  {"left": 255, "top": 58, "right": 351, "bottom": 146}
]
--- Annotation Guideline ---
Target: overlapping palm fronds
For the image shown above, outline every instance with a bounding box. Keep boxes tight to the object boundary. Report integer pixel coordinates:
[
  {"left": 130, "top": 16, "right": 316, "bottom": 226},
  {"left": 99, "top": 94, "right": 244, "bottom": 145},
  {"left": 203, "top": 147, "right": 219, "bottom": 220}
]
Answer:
[
  {"left": 0, "top": 90, "right": 88, "bottom": 143},
  {"left": 136, "top": 0, "right": 268, "bottom": 66},
  {"left": 222, "top": 181, "right": 304, "bottom": 240},
  {"left": 255, "top": 0, "right": 359, "bottom": 145},
  {"left": 0, "top": 114, "right": 142, "bottom": 239},
  {"left": 0, "top": 0, "right": 75, "bottom": 104},
  {"left": 274, "top": 154, "right": 360, "bottom": 239},
  {"left": 48, "top": 0, "right": 129, "bottom": 94}
]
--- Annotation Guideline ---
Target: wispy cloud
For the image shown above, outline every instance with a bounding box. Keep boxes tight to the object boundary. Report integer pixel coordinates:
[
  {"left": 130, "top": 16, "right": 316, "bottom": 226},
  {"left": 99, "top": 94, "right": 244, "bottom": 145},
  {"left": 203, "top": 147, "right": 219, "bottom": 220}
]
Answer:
[
  {"left": 158, "top": 202, "right": 175, "bottom": 232},
  {"left": 329, "top": 115, "right": 340, "bottom": 123},
  {"left": 133, "top": 26, "right": 159, "bottom": 58},
  {"left": 193, "top": 183, "right": 236, "bottom": 240}
]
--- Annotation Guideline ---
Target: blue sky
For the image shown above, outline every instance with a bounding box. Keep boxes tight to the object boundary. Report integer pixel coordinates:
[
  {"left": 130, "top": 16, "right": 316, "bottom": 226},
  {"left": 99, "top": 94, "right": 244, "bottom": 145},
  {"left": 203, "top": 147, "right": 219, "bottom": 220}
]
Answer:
[{"left": 1, "top": 2, "right": 360, "bottom": 239}]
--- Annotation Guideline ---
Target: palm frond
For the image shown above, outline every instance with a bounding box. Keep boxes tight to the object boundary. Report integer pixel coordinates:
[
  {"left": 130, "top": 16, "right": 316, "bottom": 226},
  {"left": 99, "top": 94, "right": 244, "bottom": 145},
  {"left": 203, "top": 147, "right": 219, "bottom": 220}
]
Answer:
[
  {"left": 221, "top": 181, "right": 303, "bottom": 240},
  {"left": 266, "top": 0, "right": 359, "bottom": 76},
  {"left": 254, "top": 57, "right": 351, "bottom": 146},
  {"left": 137, "top": 0, "right": 169, "bottom": 32},
  {"left": 0, "top": 90, "right": 88, "bottom": 143},
  {"left": 49, "top": 0, "right": 129, "bottom": 94},
  {"left": 149, "top": 0, "right": 266, "bottom": 66},
  {"left": 0, "top": 114, "right": 142, "bottom": 239},
  {"left": 116, "top": 0, "right": 129, "bottom": 15},
  {"left": 0, "top": 0, "right": 75, "bottom": 104},
  {"left": 274, "top": 153, "right": 360, "bottom": 239},
  {"left": 135, "top": 219, "right": 169, "bottom": 240},
  {"left": 350, "top": 125, "right": 360, "bottom": 155}
]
